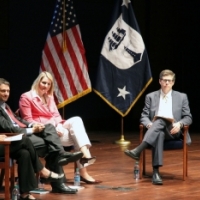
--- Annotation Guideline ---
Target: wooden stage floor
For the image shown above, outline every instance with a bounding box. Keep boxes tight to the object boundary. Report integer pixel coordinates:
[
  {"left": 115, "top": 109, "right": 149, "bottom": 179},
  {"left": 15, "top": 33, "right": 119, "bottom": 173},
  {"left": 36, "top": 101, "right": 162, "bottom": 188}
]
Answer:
[{"left": 1, "top": 131, "right": 200, "bottom": 200}]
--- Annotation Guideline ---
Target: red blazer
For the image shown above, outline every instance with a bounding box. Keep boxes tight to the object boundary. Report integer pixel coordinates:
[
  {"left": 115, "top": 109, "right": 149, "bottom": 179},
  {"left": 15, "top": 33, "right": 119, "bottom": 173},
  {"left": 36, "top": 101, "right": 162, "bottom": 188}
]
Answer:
[{"left": 19, "top": 90, "right": 64, "bottom": 125}]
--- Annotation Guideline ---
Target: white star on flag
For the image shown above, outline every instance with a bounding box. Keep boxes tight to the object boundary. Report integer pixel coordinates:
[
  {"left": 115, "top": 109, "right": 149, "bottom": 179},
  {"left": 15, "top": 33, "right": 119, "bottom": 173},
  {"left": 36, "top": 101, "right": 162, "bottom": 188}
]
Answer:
[
  {"left": 117, "top": 86, "right": 130, "bottom": 99},
  {"left": 121, "top": 0, "right": 131, "bottom": 8}
]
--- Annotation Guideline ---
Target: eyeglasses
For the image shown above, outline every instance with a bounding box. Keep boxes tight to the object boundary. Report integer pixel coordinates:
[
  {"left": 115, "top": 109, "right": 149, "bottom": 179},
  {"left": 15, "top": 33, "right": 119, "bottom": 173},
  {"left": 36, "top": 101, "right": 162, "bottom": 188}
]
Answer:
[{"left": 161, "top": 79, "right": 174, "bottom": 83}]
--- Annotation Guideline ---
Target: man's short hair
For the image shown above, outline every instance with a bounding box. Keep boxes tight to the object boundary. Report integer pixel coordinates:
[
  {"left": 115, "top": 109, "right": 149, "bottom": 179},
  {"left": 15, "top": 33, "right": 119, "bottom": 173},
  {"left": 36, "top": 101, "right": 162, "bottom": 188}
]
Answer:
[
  {"left": 159, "top": 69, "right": 176, "bottom": 81},
  {"left": 0, "top": 78, "right": 10, "bottom": 86}
]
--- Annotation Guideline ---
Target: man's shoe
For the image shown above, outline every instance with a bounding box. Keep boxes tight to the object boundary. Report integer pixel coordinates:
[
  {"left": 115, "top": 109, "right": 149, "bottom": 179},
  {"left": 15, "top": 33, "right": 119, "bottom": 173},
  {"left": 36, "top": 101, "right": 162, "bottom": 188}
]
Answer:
[
  {"left": 59, "top": 151, "right": 82, "bottom": 159},
  {"left": 152, "top": 172, "right": 163, "bottom": 185},
  {"left": 58, "top": 152, "right": 83, "bottom": 166},
  {"left": 124, "top": 149, "right": 140, "bottom": 160},
  {"left": 40, "top": 172, "right": 64, "bottom": 183},
  {"left": 51, "top": 183, "right": 77, "bottom": 194}
]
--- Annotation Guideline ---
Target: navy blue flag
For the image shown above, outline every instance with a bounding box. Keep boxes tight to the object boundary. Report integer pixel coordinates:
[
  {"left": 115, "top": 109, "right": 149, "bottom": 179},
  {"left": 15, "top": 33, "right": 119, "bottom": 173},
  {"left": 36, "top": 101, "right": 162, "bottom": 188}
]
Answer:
[{"left": 94, "top": 0, "right": 152, "bottom": 117}]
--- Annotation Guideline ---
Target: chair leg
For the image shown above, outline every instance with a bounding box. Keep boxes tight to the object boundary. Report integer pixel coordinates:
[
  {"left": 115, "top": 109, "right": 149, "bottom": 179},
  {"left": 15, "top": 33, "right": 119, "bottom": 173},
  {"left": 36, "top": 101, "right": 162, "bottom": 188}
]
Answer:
[
  {"left": 186, "top": 145, "right": 188, "bottom": 177},
  {"left": 0, "top": 169, "right": 5, "bottom": 188},
  {"left": 5, "top": 165, "right": 10, "bottom": 200},
  {"left": 183, "top": 144, "right": 187, "bottom": 181},
  {"left": 10, "top": 163, "right": 15, "bottom": 193},
  {"left": 74, "top": 162, "right": 77, "bottom": 173},
  {"left": 143, "top": 149, "right": 146, "bottom": 176},
  {"left": 139, "top": 152, "right": 143, "bottom": 179}
]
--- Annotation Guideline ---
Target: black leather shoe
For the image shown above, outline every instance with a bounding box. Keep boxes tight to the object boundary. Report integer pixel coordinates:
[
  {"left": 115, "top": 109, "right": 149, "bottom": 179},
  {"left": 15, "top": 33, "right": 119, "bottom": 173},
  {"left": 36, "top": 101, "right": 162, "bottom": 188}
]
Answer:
[
  {"left": 80, "top": 156, "right": 96, "bottom": 167},
  {"left": 40, "top": 172, "right": 64, "bottom": 183},
  {"left": 58, "top": 151, "right": 83, "bottom": 166},
  {"left": 124, "top": 149, "right": 140, "bottom": 160},
  {"left": 51, "top": 183, "right": 77, "bottom": 194},
  {"left": 152, "top": 172, "right": 163, "bottom": 185}
]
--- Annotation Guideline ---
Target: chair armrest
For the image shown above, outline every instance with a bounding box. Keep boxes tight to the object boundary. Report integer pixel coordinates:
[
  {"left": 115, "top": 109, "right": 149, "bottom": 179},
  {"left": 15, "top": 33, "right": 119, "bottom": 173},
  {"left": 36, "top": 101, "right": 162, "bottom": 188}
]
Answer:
[
  {"left": 182, "top": 125, "right": 189, "bottom": 135},
  {"left": 0, "top": 141, "right": 11, "bottom": 145},
  {"left": 139, "top": 124, "right": 145, "bottom": 143},
  {"left": 182, "top": 125, "right": 189, "bottom": 147}
]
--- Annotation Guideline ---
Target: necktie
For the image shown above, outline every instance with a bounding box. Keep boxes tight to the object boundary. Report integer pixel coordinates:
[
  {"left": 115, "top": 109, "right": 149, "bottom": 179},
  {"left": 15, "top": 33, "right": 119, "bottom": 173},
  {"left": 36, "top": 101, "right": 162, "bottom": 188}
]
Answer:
[
  {"left": 6, "top": 105, "right": 26, "bottom": 128},
  {"left": 163, "top": 95, "right": 167, "bottom": 103}
]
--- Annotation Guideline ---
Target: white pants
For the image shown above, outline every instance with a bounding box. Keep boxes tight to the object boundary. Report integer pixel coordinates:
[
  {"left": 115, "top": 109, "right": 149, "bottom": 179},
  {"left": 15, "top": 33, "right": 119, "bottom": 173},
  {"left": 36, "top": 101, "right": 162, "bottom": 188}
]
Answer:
[{"left": 56, "top": 116, "right": 91, "bottom": 169}]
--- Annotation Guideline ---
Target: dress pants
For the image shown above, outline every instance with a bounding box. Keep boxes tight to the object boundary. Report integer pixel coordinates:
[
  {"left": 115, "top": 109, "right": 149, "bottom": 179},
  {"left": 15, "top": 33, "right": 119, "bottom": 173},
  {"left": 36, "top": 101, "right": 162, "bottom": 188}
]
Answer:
[
  {"left": 143, "top": 118, "right": 180, "bottom": 166},
  {"left": 27, "top": 123, "right": 67, "bottom": 185},
  {"left": 59, "top": 116, "right": 91, "bottom": 169},
  {"left": 0, "top": 136, "right": 43, "bottom": 193}
]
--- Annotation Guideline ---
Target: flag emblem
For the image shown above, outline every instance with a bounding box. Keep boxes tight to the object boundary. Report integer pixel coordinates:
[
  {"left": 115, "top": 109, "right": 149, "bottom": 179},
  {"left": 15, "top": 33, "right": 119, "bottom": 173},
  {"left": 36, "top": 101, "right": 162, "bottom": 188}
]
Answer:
[{"left": 102, "top": 14, "right": 145, "bottom": 69}]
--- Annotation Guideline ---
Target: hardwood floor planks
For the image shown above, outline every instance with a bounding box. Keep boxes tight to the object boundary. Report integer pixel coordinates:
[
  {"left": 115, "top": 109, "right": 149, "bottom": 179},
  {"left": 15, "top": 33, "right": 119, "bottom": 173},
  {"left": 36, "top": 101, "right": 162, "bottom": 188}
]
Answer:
[{"left": 1, "top": 131, "right": 200, "bottom": 200}]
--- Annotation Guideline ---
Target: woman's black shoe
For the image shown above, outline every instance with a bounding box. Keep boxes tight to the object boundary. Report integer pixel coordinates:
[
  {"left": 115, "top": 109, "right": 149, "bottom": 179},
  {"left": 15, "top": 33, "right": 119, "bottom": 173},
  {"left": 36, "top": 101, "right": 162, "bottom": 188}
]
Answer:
[
  {"left": 40, "top": 171, "right": 64, "bottom": 183},
  {"left": 80, "top": 156, "right": 96, "bottom": 167}
]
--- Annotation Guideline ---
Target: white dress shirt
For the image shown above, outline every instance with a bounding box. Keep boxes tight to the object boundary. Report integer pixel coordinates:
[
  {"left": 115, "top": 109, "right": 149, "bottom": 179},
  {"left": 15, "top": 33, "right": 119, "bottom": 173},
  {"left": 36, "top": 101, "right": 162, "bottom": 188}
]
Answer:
[{"left": 157, "top": 90, "right": 174, "bottom": 119}]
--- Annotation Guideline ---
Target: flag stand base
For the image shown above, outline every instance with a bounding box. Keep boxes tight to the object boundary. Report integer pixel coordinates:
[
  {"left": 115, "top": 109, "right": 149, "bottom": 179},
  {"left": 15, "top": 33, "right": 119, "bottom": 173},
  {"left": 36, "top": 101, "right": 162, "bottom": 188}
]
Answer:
[{"left": 114, "top": 135, "right": 131, "bottom": 146}]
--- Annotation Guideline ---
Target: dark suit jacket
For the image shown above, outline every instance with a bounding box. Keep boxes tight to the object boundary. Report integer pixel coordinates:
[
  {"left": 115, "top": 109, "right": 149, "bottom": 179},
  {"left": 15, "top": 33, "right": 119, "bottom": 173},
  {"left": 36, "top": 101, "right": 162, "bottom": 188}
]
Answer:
[
  {"left": 140, "top": 90, "right": 193, "bottom": 144},
  {"left": 0, "top": 105, "right": 48, "bottom": 157},
  {"left": 0, "top": 105, "right": 30, "bottom": 134}
]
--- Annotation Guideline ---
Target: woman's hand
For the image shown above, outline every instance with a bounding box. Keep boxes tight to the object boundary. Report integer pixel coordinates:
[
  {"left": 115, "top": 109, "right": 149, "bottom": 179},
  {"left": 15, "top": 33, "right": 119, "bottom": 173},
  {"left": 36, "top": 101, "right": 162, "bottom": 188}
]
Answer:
[
  {"left": 57, "top": 131, "right": 63, "bottom": 137},
  {"left": 63, "top": 123, "right": 72, "bottom": 130},
  {"left": 56, "top": 124, "right": 64, "bottom": 137}
]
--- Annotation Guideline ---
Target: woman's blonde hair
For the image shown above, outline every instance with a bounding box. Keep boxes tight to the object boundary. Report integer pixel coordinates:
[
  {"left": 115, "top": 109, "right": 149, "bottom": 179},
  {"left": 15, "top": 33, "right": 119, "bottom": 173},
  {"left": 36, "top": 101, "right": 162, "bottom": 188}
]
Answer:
[{"left": 31, "top": 71, "right": 54, "bottom": 95}]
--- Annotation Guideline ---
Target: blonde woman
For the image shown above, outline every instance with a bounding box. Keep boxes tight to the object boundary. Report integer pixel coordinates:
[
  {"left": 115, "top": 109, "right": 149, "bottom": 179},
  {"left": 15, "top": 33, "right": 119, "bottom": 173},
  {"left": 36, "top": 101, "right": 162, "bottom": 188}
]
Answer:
[{"left": 19, "top": 71, "right": 101, "bottom": 184}]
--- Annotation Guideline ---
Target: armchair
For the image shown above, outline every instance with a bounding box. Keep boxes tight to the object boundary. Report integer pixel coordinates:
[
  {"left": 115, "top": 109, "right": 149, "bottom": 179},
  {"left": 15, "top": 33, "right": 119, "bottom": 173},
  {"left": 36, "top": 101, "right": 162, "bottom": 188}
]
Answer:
[
  {"left": 139, "top": 124, "right": 189, "bottom": 181},
  {"left": 0, "top": 140, "right": 15, "bottom": 200}
]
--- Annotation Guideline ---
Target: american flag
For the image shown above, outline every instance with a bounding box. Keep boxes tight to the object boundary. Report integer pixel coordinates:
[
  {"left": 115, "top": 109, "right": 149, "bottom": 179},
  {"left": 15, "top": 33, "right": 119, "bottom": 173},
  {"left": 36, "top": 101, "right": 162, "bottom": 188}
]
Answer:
[{"left": 40, "top": 0, "right": 91, "bottom": 108}]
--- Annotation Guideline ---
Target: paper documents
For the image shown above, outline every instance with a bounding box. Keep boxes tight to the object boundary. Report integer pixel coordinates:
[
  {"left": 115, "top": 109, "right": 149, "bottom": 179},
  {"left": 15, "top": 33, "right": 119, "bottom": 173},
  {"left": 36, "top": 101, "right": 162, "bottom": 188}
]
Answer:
[
  {"left": 4, "top": 133, "right": 24, "bottom": 141},
  {"left": 153, "top": 116, "right": 174, "bottom": 123}
]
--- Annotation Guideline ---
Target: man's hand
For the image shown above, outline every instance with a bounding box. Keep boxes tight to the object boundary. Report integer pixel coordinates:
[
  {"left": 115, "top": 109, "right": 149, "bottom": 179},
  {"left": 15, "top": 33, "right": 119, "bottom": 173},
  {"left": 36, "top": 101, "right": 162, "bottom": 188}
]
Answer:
[
  {"left": 170, "top": 122, "right": 181, "bottom": 134},
  {"left": 32, "top": 123, "right": 45, "bottom": 133},
  {"left": 146, "top": 123, "right": 153, "bottom": 129},
  {"left": 0, "top": 135, "right": 7, "bottom": 141}
]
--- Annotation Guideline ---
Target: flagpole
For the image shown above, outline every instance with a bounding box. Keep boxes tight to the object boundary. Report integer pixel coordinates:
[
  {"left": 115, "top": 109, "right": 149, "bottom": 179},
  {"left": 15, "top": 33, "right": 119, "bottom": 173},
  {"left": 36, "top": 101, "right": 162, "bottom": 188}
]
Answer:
[
  {"left": 62, "top": 107, "right": 65, "bottom": 119},
  {"left": 115, "top": 117, "right": 131, "bottom": 146}
]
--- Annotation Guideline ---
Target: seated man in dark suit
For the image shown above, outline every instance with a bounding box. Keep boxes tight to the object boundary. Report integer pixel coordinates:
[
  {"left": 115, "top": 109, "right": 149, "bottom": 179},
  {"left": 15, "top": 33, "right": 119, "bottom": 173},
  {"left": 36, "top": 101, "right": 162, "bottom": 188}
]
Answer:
[
  {"left": 0, "top": 78, "right": 83, "bottom": 194},
  {"left": 124, "top": 69, "right": 192, "bottom": 185},
  {"left": 0, "top": 134, "right": 64, "bottom": 199}
]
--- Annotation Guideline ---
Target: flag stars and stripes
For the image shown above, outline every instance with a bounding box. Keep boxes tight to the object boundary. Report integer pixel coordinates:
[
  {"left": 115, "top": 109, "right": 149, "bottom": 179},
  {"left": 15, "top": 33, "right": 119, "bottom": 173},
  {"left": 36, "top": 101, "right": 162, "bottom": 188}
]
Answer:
[{"left": 40, "top": 0, "right": 91, "bottom": 108}]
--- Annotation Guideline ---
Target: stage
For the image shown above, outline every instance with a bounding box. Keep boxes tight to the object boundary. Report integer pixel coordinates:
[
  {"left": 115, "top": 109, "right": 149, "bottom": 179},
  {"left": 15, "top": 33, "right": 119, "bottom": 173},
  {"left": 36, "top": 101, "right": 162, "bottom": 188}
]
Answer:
[{"left": 1, "top": 131, "right": 200, "bottom": 200}]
